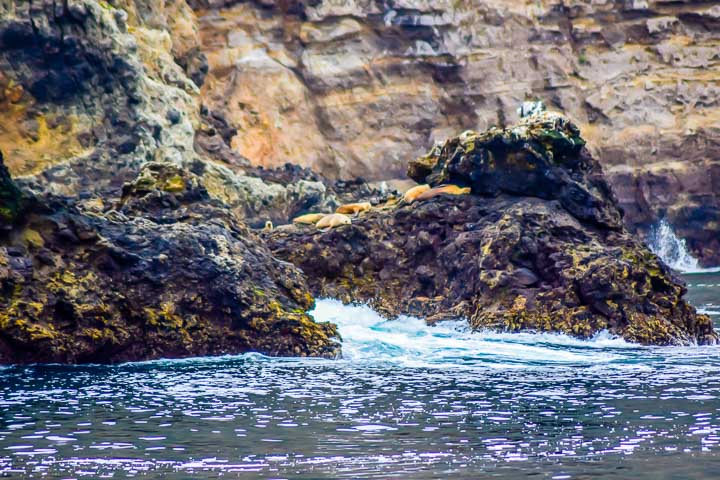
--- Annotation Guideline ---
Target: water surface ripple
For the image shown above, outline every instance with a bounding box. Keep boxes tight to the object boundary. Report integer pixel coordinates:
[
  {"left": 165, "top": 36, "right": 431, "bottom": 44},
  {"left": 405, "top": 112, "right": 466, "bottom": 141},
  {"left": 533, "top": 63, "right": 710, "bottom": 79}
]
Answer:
[{"left": 1, "top": 274, "right": 719, "bottom": 479}]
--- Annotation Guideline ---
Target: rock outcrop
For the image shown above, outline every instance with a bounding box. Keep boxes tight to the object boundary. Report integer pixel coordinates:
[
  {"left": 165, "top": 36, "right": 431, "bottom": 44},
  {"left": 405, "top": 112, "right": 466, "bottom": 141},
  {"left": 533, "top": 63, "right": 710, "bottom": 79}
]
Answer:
[
  {"left": 0, "top": 1, "right": 393, "bottom": 231},
  {"left": 265, "top": 113, "right": 716, "bottom": 346},
  {"left": 0, "top": 156, "right": 340, "bottom": 364},
  {"left": 0, "top": 0, "right": 716, "bottom": 359}
]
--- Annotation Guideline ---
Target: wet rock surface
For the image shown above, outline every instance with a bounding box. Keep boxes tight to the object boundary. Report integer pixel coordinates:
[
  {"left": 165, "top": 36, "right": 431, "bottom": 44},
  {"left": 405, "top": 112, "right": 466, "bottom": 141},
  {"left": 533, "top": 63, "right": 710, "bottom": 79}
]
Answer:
[
  {"left": 265, "top": 115, "right": 716, "bottom": 346},
  {"left": 0, "top": 159, "right": 340, "bottom": 364}
]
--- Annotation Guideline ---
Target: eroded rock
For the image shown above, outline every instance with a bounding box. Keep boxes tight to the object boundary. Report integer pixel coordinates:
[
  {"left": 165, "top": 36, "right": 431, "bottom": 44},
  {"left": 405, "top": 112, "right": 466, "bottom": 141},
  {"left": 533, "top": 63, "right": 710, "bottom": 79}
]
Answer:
[
  {"left": 265, "top": 114, "right": 716, "bottom": 346},
  {"left": 0, "top": 159, "right": 340, "bottom": 364}
]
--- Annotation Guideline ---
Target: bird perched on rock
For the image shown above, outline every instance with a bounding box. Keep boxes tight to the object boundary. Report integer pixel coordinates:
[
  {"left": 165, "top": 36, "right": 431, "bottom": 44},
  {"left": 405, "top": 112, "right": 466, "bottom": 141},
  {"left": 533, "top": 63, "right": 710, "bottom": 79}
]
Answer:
[{"left": 517, "top": 100, "right": 546, "bottom": 118}]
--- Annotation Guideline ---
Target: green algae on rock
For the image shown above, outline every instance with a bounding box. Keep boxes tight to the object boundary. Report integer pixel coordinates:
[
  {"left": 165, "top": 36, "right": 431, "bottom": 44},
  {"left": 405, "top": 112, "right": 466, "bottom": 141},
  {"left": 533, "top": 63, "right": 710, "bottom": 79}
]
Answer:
[
  {"left": 408, "top": 112, "right": 622, "bottom": 230},
  {"left": 0, "top": 159, "right": 340, "bottom": 364},
  {"left": 265, "top": 113, "right": 717, "bottom": 346}
]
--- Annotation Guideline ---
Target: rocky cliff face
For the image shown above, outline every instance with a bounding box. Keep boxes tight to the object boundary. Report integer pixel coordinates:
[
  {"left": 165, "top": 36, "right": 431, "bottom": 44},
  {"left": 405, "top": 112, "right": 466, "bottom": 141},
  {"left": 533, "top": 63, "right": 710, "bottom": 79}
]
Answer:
[
  {"left": 0, "top": 1, "right": 715, "bottom": 361},
  {"left": 0, "top": 0, "right": 344, "bottom": 363},
  {"left": 191, "top": 0, "right": 720, "bottom": 265},
  {"left": 0, "top": 152, "right": 341, "bottom": 364},
  {"left": 2, "top": 1, "right": 718, "bottom": 263}
]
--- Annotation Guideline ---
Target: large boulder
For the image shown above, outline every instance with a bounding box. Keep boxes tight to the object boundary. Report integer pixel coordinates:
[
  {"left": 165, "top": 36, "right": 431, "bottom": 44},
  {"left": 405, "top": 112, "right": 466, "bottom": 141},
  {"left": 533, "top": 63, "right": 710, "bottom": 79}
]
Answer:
[
  {"left": 408, "top": 112, "right": 622, "bottom": 229},
  {"left": 265, "top": 113, "right": 717, "bottom": 346},
  {"left": 0, "top": 159, "right": 340, "bottom": 364}
]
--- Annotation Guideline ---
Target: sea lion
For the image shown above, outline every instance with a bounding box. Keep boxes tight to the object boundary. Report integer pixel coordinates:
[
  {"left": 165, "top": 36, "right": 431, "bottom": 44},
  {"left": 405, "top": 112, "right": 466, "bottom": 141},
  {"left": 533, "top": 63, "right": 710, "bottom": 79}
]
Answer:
[
  {"left": 415, "top": 185, "right": 471, "bottom": 202},
  {"left": 316, "top": 213, "right": 351, "bottom": 229},
  {"left": 336, "top": 202, "right": 371, "bottom": 215},
  {"left": 402, "top": 184, "right": 430, "bottom": 204},
  {"left": 293, "top": 213, "right": 326, "bottom": 225},
  {"left": 263, "top": 220, "right": 274, "bottom": 231}
]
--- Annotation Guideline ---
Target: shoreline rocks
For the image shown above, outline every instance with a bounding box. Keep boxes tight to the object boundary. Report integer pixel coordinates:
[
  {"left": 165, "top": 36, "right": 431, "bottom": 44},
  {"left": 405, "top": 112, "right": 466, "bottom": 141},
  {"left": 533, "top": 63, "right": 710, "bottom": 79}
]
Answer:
[
  {"left": 0, "top": 158, "right": 340, "bottom": 364},
  {"left": 265, "top": 113, "right": 717, "bottom": 346}
]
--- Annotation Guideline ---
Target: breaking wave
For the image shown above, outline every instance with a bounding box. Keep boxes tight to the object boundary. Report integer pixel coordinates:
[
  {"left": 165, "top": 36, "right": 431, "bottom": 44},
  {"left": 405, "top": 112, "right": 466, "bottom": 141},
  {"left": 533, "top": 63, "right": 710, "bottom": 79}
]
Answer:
[{"left": 647, "top": 220, "right": 720, "bottom": 274}]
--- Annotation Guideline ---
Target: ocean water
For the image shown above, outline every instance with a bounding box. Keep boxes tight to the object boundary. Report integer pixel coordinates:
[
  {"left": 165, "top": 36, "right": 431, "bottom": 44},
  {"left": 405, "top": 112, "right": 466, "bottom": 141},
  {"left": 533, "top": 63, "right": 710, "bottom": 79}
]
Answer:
[{"left": 1, "top": 273, "right": 719, "bottom": 479}]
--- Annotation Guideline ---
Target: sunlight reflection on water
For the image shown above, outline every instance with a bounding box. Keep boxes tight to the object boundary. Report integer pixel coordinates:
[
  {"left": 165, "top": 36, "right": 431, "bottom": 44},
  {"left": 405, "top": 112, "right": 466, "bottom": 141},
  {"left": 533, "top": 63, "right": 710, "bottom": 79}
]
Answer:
[{"left": 1, "top": 276, "right": 719, "bottom": 479}]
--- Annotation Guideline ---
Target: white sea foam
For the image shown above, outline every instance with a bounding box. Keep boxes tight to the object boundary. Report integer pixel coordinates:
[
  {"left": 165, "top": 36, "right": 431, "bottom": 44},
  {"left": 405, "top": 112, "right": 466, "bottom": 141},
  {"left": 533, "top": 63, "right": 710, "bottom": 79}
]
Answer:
[
  {"left": 310, "top": 299, "right": 635, "bottom": 368},
  {"left": 647, "top": 220, "right": 720, "bottom": 274}
]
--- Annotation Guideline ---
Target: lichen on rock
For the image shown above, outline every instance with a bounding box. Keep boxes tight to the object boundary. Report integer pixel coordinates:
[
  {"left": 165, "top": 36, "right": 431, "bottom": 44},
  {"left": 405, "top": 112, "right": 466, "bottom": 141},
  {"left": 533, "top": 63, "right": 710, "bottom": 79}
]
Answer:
[
  {"left": 265, "top": 113, "right": 716, "bottom": 346},
  {"left": 0, "top": 156, "right": 340, "bottom": 364},
  {"left": 408, "top": 112, "right": 621, "bottom": 229}
]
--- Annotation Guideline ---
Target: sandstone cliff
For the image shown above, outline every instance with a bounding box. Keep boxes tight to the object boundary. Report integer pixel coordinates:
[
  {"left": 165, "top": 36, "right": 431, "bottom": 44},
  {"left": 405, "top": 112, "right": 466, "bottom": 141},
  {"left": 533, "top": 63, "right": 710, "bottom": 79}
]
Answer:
[
  {"left": 1, "top": 0, "right": 718, "bottom": 262},
  {"left": 192, "top": 0, "right": 720, "bottom": 265}
]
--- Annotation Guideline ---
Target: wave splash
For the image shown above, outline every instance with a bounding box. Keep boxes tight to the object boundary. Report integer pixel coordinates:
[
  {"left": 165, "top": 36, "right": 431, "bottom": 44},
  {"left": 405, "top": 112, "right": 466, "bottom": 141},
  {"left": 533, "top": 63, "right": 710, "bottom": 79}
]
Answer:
[
  {"left": 647, "top": 220, "right": 720, "bottom": 274},
  {"left": 311, "top": 299, "right": 634, "bottom": 369}
]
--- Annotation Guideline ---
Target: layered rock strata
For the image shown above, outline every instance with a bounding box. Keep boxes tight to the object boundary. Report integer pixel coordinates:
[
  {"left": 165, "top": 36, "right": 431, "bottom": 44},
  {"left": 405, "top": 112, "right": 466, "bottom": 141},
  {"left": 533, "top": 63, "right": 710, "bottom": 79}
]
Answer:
[{"left": 192, "top": 0, "right": 720, "bottom": 265}]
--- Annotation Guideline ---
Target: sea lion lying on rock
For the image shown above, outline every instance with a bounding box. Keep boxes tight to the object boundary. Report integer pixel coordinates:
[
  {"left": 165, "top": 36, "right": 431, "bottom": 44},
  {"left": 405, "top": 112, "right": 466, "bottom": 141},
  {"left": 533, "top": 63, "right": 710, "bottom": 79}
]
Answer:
[
  {"left": 316, "top": 213, "right": 352, "bottom": 229},
  {"left": 264, "top": 112, "right": 717, "bottom": 346},
  {"left": 293, "top": 213, "right": 326, "bottom": 225},
  {"left": 336, "top": 202, "right": 371, "bottom": 215},
  {"left": 415, "top": 185, "right": 470, "bottom": 202},
  {"left": 402, "top": 184, "right": 430, "bottom": 204}
]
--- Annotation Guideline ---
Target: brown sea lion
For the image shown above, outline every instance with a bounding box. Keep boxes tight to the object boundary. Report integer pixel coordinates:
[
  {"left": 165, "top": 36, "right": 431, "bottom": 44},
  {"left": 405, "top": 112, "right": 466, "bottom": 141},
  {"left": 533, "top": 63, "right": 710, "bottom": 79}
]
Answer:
[
  {"left": 415, "top": 185, "right": 471, "bottom": 202},
  {"left": 336, "top": 202, "right": 371, "bottom": 215},
  {"left": 402, "top": 184, "right": 430, "bottom": 204},
  {"left": 316, "top": 213, "right": 352, "bottom": 229},
  {"left": 293, "top": 213, "right": 326, "bottom": 225}
]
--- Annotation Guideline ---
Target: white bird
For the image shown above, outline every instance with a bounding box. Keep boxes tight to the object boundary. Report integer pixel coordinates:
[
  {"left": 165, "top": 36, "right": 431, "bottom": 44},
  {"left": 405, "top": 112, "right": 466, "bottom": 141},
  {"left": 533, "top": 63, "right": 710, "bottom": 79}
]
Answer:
[{"left": 517, "top": 101, "right": 546, "bottom": 118}]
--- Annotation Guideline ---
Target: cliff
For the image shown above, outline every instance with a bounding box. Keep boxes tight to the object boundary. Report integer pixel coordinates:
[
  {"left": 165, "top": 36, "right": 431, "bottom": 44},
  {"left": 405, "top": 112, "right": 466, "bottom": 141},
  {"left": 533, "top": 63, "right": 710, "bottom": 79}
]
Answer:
[
  {"left": 0, "top": 1, "right": 716, "bottom": 362},
  {"left": 190, "top": 0, "right": 720, "bottom": 264},
  {"left": 2, "top": 1, "right": 718, "bottom": 263}
]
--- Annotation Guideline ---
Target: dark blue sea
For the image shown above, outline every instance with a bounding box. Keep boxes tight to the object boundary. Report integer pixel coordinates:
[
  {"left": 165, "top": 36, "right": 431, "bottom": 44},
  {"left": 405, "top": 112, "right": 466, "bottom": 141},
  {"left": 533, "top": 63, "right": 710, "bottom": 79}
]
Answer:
[{"left": 1, "top": 272, "right": 719, "bottom": 479}]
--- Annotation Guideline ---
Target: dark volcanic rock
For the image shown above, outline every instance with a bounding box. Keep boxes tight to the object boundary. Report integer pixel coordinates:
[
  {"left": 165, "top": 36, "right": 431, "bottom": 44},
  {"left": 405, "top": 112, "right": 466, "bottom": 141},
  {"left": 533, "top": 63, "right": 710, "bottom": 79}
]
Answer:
[
  {"left": 265, "top": 113, "right": 716, "bottom": 346},
  {"left": 0, "top": 160, "right": 340, "bottom": 364},
  {"left": 408, "top": 112, "right": 622, "bottom": 230}
]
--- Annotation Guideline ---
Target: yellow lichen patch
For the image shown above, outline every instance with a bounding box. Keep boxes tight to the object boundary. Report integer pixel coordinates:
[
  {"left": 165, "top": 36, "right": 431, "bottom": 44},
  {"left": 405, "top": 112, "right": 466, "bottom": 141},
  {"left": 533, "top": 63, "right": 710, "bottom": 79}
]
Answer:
[
  {"left": 46, "top": 271, "right": 99, "bottom": 298},
  {"left": 15, "top": 319, "right": 58, "bottom": 341},
  {"left": 81, "top": 327, "right": 107, "bottom": 342},
  {"left": 21, "top": 228, "right": 44, "bottom": 249},
  {"left": 0, "top": 106, "right": 94, "bottom": 178},
  {"left": 163, "top": 175, "right": 186, "bottom": 193},
  {"left": 144, "top": 302, "right": 184, "bottom": 330}
]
